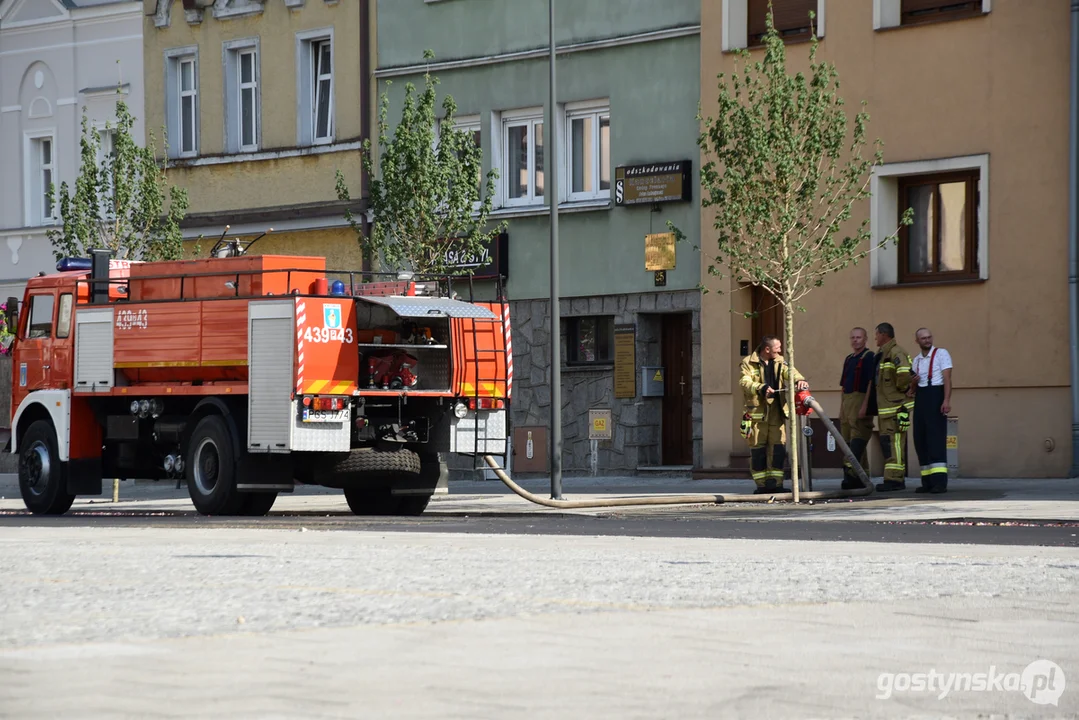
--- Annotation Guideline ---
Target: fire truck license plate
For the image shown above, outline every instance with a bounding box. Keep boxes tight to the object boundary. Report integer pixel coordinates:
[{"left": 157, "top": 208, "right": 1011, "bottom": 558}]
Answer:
[{"left": 302, "top": 409, "right": 349, "bottom": 423}]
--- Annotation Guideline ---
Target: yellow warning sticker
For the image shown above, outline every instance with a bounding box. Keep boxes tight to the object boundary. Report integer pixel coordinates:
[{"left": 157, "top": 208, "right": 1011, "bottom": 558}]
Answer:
[
  {"left": 946, "top": 435, "right": 958, "bottom": 449},
  {"left": 653, "top": 369, "right": 663, "bottom": 382}
]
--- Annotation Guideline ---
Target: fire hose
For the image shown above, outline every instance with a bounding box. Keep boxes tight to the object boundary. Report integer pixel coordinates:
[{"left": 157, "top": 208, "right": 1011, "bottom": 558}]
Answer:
[{"left": 481, "top": 395, "right": 874, "bottom": 509}]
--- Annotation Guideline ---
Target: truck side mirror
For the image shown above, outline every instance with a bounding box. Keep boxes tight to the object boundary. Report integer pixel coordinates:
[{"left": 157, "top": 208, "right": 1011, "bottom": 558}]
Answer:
[{"left": 4, "top": 296, "right": 18, "bottom": 338}]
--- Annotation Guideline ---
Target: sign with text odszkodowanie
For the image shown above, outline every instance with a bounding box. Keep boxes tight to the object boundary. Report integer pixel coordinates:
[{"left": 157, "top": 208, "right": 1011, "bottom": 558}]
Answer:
[{"left": 614, "top": 160, "right": 692, "bottom": 206}]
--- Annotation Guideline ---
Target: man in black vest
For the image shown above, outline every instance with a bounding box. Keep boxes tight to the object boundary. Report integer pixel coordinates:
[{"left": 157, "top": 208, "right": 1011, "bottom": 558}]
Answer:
[{"left": 840, "top": 327, "right": 875, "bottom": 489}]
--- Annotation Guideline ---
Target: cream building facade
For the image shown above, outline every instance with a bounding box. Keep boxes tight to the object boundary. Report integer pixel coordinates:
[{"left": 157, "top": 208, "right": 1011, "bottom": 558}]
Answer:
[
  {"left": 0, "top": 0, "right": 145, "bottom": 301},
  {"left": 699, "top": 0, "right": 1076, "bottom": 478},
  {"left": 142, "top": 0, "right": 369, "bottom": 265}
]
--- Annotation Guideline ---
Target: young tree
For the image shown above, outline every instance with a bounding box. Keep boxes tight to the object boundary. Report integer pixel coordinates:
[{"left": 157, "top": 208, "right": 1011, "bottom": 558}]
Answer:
[
  {"left": 336, "top": 52, "right": 504, "bottom": 276},
  {"left": 688, "top": 9, "right": 911, "bottom": 498},
  {"left": 48, "top": 98, "right": 188, "bottom": 262}
]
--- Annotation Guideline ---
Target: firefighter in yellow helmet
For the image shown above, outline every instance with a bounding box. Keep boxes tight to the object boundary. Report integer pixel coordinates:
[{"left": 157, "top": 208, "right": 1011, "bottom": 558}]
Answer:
[
  {"left": 872, "top": 322, "right": 915, "bottom": 491},
  {"left": 739, "top": 336, "right": 808, "bottom": 494}
]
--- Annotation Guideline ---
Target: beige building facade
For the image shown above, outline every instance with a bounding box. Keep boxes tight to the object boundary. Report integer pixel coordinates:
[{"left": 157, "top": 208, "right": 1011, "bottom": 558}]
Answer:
[
  {"left": 142, "top": 0, "right": 370, "bottom": 265},
  {"left": 699, "top": 0, "right": 1075, "bottom": 478}
]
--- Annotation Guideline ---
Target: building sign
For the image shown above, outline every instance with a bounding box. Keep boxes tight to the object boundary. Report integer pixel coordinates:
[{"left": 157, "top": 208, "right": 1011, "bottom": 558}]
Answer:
[
  {"left": 614, "top": 160, "right": 692, "bottom": 206},
  {"left": 614, "top": 324, "right": 636, "bottom": 398},
  {"left": 645, "top": 232, "right": 676, "bottom": 271},
  {"left": 588, "top": 409, "right": 613, "bottom": 441},
  {"left": 441, "top": 232, "right": 509, "bottom": 279}
]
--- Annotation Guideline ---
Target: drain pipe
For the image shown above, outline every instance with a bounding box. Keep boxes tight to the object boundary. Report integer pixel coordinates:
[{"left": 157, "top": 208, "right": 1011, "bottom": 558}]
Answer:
[
  {"left": 1069, "top": 0, "right": 1079, "bottom": 476},
  {"left": 482, "top": 395, "right": 874, "bottom": 508}
]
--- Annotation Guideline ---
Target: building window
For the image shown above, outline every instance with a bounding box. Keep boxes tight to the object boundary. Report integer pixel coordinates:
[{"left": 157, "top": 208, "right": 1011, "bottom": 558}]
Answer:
[
  {"left": 748, "top": 0, "right": 817, "bottom": 45},
  {"left": 165, "top": 49, "right": 199, "bottom": 158},
  {"left": 224, "top": 40, "right": 260, "bottom": 153},
  {"left": 869, "top": 154, "right": 989, "bottom": 288},
  {"left": 874, "top": 0, "right": 990, "bottom": 29},
  {"left": 722, "top": 0, "right": 825, "bottom": 51},
  {"left": 502, "top": 111, "right": 544, "bottom": 206},
  {"left": 29, "top": 137, "right": 56, "bottom": 225},
  {"left": 297, "top": 31, "right": 334, "bottom": 145},
  {"left": 898, "top": 171, "right": 978, "bottom": 282},
  {"left": 900, "top": 0, "right": 982, "bottom": 25},
  {"left": 568, "top": 317, "right": 614, "bottom": 365},
  {"left": 567, "top": 104, "right": 610, "bottom": 202},
  {"left": 96, "top": 128, "right": 117, "bottom": 214},
  {"left": 441, "top": 115, "right": 482, "bottom": 204},
  {"left": 26, "top": 293, "right": 54, "bottom": 340}
]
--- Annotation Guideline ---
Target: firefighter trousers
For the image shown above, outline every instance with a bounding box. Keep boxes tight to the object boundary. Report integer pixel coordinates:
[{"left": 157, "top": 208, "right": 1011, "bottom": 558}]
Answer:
[
  {"left": 749, "top": 412, "right": 787, "bottom": 488},
  {"left": 840, "top": 392, "right": 873, "bottom": 480},
  {"left": 878, "top": 415, "right": 907, "bottom": 483},
  {"left": 913, "top": 386, "right": 948, "bottom": 489}
]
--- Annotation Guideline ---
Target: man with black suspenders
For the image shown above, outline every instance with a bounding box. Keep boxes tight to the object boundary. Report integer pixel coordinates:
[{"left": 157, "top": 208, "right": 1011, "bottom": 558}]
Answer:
[{"left": 909, "top": 328, "right": 953, "bottom": 494}]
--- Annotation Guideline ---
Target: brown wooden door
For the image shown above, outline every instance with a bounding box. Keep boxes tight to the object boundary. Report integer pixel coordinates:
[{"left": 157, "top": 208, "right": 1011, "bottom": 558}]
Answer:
[
  {"left": 750, "top": 285, "right": 783, "bottom": 353},
  {"left": 661, "top": 313, "right": 693, "bottom": 466}
]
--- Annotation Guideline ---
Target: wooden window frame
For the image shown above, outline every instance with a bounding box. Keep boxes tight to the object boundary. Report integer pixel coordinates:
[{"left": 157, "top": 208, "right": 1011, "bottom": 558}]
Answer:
[
  {"left": 567, "top": 316, "right": 615, "bottom": 366},
  {"left": 747, "top": 0, "right": 817, "bottom": 47},
  {"left": 900, "top": 0, "right": 982, "bottom": 27},
  {"left": 897, "top": 170, "right": 979, "bottom": 284}
]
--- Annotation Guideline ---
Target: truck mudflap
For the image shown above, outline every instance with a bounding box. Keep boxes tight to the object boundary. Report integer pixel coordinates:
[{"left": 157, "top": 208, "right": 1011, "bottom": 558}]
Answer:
[
  {"left": 450, "top": 409, "right": 507, "bottom": 455},
  {"left": 0, "top": 427, "right": 10, "bottom": 453}
]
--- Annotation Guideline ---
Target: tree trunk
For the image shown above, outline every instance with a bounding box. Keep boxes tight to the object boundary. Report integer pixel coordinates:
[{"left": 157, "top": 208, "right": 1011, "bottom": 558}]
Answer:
[{"left": 783, "top": 299, "right": 801, "bottom": 503}]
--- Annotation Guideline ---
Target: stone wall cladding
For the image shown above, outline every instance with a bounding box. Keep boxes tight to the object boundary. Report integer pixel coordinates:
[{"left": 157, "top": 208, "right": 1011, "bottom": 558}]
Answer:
[{"left": 501, "top": 290, "right": 702, "bottom": 478}]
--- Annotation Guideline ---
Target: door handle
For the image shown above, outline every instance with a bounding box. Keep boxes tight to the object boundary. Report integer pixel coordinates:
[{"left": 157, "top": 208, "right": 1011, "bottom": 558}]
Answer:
[{"left": 42, "top": 365, "right": 50, "bottom": 370}]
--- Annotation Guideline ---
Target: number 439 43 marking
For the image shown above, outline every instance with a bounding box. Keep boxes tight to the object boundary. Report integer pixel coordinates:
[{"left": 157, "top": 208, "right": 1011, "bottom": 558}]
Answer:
[{"left": 304, "top": 326, "right": 354, "bottom": 344}]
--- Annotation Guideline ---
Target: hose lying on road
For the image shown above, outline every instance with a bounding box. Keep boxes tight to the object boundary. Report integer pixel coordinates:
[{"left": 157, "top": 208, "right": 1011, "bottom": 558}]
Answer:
[{"left": 481, "top": 395, "right": 874, "bottom": 509}]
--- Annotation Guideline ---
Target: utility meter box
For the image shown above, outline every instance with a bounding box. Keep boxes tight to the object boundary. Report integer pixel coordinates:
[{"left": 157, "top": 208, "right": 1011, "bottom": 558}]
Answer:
[
  {"left": 642, "top": 366, "right": 664, "bottom": 397},
  {"left": 946, "top": 416, "right": 959, "bottom": 479}
]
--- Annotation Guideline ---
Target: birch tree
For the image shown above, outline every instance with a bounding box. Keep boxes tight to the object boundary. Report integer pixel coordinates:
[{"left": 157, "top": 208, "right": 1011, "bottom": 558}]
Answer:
[
  {"left": 689, "top": 8, "right": 912, "bottom": 496},
  {"left": 336, "top": 52, "right": 504, "bottom": 276},
  {"left": 48, "top": 98, "right": 188, "bottom": 261}
]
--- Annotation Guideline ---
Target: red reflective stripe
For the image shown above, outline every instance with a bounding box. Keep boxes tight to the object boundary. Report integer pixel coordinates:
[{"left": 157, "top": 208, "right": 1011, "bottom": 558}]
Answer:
[{"left": 926, "top": 348, "right": 937, "bottom": 387}]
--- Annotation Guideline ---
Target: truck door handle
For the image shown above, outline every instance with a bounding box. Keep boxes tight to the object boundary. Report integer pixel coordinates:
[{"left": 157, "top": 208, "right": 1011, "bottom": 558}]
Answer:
[{"left": 42, "top": 365, "right": 50, "bottom": 370}]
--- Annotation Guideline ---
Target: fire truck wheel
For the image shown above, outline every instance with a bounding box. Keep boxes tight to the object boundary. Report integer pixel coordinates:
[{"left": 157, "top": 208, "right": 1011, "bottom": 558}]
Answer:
[
  {"left": 395, "top": 494, "right": 431, "bottom": 516},
  {"left": 343, "top": 488, "right": 399, "bottom": 516},
  {"left": 237, "top": 492, "right": 278, "bottom": 516},
  {"left": 18, "top": 420, "right": 75, "bottom": 515},
  {"left": 186, "top": 415, "right": 243, "bottom": 516}
]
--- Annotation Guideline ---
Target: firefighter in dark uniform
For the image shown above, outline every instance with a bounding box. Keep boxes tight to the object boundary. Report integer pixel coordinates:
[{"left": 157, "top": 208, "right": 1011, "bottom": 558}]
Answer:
[
  {"left": 839, "top": 327, "right": 875, "bottom": 490},
  {"left": 909, "top": 327, "right": 952, "bottom": 494},
  {"left": 739, "top": 335, "right": 808, "bottom": 494},
  {"left": 872, "top": 322, "right": 914, "bottom": 492}
]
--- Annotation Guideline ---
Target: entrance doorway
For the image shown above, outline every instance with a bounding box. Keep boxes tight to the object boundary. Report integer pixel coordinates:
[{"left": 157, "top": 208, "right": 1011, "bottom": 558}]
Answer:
[
  {"left": 660, "top": 312, "right": 693, "bottom": 466},
  {"left": 750, "top": 285, "right": 783, "bottom": 353}
]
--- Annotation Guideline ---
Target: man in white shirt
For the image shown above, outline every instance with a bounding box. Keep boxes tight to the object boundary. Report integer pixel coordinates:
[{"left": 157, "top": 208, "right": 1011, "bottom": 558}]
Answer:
[{"left": 907, "top": 328, "right": 952, "bottom": 493}]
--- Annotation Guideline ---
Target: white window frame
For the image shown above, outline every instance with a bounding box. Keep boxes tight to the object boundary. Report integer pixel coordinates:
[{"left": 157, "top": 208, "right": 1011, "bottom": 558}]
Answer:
[
  {"left": 24, "top": 130, "right": 58, "bottom": 226},
  {"left": 722, "top": 0, "right": 826, "bottom": 52},
  {"left": 296, "top": 29, "right": 335, "bottom": 146},
  {"left": 873, "top": 0, "right": 990, "bottom": 29},
  {"left": 164, "top": 46, "right": 199, "bottom": 159},
  {"left": 500, "top": 108, "right": 545, "bottom": 208},
  {"left": 223, "top": 37, "right": 261, "bottom": 153},
  {"left": 439, "top": 114, "right": 482, "bottom": 208},
  {"left": 869, "top": 154, "right": 989, "bottom": 287},
  {"left": 565, "top": 100, "right": 611, "bottom": 202},
  {"left": 93, "top": 123, "right": 117, "bottom": 215}
]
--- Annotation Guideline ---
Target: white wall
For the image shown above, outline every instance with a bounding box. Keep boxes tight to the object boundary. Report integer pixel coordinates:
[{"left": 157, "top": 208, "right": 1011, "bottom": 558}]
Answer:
[{"left": 0, "top": 0, "right": 144, "bottom": 300}]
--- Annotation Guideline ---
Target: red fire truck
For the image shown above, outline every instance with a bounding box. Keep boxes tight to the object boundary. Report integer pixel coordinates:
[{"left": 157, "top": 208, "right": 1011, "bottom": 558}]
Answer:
[{"left": 1, "top": 250, "right": 510, "bottom": 516}]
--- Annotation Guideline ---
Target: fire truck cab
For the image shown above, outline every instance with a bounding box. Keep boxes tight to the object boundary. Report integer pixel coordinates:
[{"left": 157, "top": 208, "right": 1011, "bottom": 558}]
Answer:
[{"left": 3, "top": 250, "right": 510, "bottom": 517}]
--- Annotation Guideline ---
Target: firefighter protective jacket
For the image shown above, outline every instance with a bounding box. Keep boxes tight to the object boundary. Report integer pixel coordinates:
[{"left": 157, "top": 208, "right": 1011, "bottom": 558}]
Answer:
[
  {"left": 875, "top": 339, "right": 914, "bottom": 417},
  {"left": 739, "top": 351, "right": 804, "bottom": 422}
]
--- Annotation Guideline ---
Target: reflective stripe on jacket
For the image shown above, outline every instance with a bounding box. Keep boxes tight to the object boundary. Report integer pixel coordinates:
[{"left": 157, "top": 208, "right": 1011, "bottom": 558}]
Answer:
[
  {"left": 875, "top": 339, "right": 914, "bottom": 416},
  {"left": 739, "top": 352, "right": 804, "bottom": 421}
]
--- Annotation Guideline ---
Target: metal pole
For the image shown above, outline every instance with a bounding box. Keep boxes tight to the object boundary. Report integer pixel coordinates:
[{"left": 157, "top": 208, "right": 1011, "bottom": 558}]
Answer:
[
  {"left": 548, "top": 0, "right": 562, "bottom": 499},
  {"left": 1069, "top": 0, "right": 1079, "bottom": 476}
]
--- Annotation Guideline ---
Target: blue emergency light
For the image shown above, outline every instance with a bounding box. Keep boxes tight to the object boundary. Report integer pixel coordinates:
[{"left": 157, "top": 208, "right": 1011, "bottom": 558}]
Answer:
[{"left": 56, "top": 257, "right": 93, "bottom": 272}]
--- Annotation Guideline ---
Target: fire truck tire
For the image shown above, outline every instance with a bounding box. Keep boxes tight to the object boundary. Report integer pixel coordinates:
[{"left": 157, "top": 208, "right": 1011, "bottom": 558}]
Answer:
[
  {"left": 343, "top": 488, "right": 399, "bottom": 515},
  {"left": 332, "top": 446, "right": 421, "bottom": 476},
  {"left": 395, "top": 494, "right": 431, "bottom": 515},
  {"left": 238, "top": 492, "right": 278, "bottom": 516},
  {"left": 18, "top": 420, "right": 75, "bottom": 515},
  {"left": 186, "top": 415, "right": 244, "bottom": 516}
]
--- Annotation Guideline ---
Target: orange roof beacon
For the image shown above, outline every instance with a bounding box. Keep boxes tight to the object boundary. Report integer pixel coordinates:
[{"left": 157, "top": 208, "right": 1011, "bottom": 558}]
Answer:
[{"left": 1, "top": 248, "right": 511, "bottom": 516}]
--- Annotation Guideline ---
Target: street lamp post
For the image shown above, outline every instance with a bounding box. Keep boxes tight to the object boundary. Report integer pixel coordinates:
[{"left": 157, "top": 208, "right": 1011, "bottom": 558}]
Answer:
[{"left": 548, "top": 0, "right": 562, "bottom": 500}]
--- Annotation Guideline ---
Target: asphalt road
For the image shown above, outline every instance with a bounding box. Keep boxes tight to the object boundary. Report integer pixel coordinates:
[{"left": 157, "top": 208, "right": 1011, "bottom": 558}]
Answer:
[{"left": 1, "top": 507, "right": 1077, "bottom": 546}]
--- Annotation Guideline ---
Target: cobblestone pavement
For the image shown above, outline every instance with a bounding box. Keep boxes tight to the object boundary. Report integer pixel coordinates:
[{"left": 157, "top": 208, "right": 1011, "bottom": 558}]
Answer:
[{"left": 1, "top": 526, "right": 1077, "bottom": 718}]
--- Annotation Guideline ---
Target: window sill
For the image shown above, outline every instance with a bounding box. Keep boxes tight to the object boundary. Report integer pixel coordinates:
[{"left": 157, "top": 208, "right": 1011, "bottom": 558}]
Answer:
[
  {"left": 562, "top": 363, "right": 614, "bottom": 373},
  {"left": 489, "top": 199, "right": 611, "bottom": 220},
  {"left": 873, "top": 277, "right": 986, "bottom": 290},
  {"left": 875, "top": 11, "right": 988, "bottom": 33},
  {"left": 726, "top": 36, "right": 818, "bottom": 54},
  {"left": 168, "top": 139, "right": 363, "bottom": 168}
]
